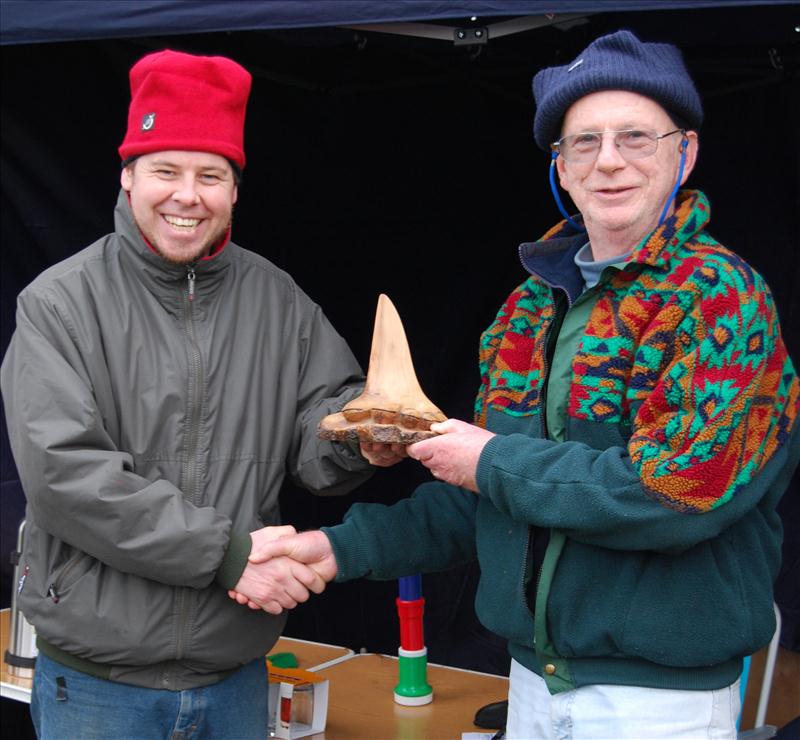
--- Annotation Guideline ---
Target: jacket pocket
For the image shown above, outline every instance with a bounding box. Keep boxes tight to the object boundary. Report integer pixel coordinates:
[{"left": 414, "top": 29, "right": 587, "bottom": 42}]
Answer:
[
  {"left": 46, "top": 549, "right": 94, "bottom": 603},
  {"left": 474, "top": 500, "right": 535, "bottom": 647}
]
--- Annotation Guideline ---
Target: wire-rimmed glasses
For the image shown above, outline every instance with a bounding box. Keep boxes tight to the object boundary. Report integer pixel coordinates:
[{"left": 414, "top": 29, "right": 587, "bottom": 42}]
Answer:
[{"left": 552, "top": 129, "right": 685, "bottom": 163}]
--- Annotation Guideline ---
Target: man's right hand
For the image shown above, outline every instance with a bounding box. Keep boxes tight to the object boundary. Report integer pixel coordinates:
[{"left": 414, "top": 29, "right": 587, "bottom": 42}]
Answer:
[
  {"left": 249, "top": 524, "right": 298, "bottom": 552},
  {"left": 249, "top": 530, "right": 338, "bottom": 583},
  {"left": 229, "top": 555, "right": 326, "bottom": 614},
  {"left": 227, "top": 527, "right": 332, "bottom": 614},
  {"left": 227, "top": 529, "right": 338, "bottom": 611}
]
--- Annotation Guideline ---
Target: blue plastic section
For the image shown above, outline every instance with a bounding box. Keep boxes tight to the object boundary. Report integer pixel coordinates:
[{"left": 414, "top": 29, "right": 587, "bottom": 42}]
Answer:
[{"left": 399, "top": 574, "right": 422, "bottom": 601}]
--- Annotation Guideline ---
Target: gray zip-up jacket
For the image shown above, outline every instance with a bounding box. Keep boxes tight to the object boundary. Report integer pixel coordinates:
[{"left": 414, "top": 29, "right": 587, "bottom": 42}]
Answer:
[{"left": 0, "top": 190, "right": 372, "bottom": 690}]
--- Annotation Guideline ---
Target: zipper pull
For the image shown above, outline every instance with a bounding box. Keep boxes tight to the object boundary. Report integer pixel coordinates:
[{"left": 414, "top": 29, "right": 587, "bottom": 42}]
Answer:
[
  {"left": 17, "top": 564, "right": 29, "bottom": 594},
  {"left": 48, "top": 584, "right": 60, "bottom": 603},
  {"left": 187, "top": 266, "right": 196, "bottom": 302}
]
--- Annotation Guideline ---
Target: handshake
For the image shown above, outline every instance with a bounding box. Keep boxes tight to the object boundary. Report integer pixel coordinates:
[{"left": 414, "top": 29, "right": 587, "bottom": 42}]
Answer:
[
  {"left": 228, "top": 419, "right": 495, "bottom": 614},
  {"left": 228, "top": 526, "right": 336, "bottom": 615}
]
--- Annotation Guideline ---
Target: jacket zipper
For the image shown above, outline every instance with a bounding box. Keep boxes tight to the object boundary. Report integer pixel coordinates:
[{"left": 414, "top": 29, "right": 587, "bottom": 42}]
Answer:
[
  {"left": 167, "top": 265, "right": 204, "bottom": 684},
  {"left": 539, "top": 287, "right": 571, "bottom": 438},
  {"left": 184, "top": 264, "right": 203, "bottom": 512},
  {"left": 526, "top": 285, "right": 570, "bottom": 644},
  {"left": 48, "top": 551, "right": 89, "bottom": 603},
  {"left": 187, "top": 266, "right": 196, "bottom": 302}
]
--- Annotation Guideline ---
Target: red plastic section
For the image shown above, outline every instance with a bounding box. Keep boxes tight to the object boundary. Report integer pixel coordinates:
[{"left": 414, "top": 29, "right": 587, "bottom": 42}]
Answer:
[{"left": 396, "top": 597, "right": 425, "bottom": 650}]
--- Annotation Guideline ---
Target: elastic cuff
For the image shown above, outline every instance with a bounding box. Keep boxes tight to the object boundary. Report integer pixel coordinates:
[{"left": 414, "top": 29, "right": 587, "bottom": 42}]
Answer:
[
  {"left": 215, "top": 532, "right": 252, "bottom": 590},
  {"left": 476, "top": 434, "right": 504, "bottom": 495},
  {"left": 321, "top": 522, "right": 367, "bottom": 583}
]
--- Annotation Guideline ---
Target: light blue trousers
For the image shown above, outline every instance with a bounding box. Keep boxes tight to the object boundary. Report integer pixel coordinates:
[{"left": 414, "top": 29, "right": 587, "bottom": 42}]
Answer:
[{"left": 30, "top": 652, "right": 268, "bottom": 740}]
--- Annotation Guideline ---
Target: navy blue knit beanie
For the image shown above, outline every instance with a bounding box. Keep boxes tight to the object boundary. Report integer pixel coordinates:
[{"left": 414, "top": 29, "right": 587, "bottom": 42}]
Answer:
[{"left": 532, "top": 30, "right": 703, "bottom": 151}]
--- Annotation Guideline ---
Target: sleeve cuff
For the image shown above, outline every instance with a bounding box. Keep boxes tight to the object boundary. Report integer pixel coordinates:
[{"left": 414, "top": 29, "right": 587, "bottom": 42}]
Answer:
[
  {"left": 215, "top": 532, "right": 252, "bottom": 590},
  {"left": 476, "top": 434, "right": 504, "bottom": 495},
  {"left": 321, "top": 521, "right": 369, "bottom": 583}
]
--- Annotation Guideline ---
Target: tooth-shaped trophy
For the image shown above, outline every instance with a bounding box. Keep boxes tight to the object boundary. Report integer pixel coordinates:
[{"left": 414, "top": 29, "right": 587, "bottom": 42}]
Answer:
[{"left": 318, "top": 294, "right": 446, "bottom": 444}]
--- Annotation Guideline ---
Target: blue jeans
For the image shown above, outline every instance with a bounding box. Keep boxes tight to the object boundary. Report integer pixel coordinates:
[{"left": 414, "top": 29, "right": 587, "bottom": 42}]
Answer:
[{"left": 30, "top": 652, "right": 268, "bottom": 739}]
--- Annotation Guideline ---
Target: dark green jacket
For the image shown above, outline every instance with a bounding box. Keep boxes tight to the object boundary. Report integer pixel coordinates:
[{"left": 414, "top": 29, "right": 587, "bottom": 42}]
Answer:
[{"left": 324, "top": 191, "right": 800, "bottom": 693}]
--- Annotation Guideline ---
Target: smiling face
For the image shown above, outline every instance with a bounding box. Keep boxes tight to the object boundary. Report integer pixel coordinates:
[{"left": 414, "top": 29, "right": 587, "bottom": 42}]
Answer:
[
  {"left": 556, "top": 90, "right": 697, "bottom": 259},
  {"left": 120, "top": 150, "right": 238, "bottom": 265}
]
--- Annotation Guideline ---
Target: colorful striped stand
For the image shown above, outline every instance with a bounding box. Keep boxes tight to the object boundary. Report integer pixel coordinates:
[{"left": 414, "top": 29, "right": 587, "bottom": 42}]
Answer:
[{"left": 393, "top": 574, "right": 433, "bottom": 705}]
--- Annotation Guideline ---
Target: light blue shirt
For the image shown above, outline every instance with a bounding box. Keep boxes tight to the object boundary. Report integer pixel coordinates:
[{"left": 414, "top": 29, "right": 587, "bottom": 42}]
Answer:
[{"left": 573, "top": 242, "right": 632, "bottom": 290}]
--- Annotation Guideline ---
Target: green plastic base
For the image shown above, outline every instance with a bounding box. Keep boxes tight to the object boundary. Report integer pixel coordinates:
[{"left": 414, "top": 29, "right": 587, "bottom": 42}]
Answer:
[{"left": 394, "top": 653, "right": 432, "bottom": 700}]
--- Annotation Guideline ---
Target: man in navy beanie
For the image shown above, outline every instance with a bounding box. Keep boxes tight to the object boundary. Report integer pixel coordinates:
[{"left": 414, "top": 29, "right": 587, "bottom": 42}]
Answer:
[{"left": 242, "top": 29, "right": 799, "bottom": 738}]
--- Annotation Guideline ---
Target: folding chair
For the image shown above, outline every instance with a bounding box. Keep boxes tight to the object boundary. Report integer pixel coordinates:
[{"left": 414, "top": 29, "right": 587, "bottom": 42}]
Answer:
[{"left": 737, "top": 602, "right": 782, "bottom": 739}]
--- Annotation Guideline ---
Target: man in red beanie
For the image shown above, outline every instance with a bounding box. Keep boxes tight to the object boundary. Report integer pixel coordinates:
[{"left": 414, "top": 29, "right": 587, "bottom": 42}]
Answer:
[{"left": 1, "top": 48, "right": 399, "bottom": 738}]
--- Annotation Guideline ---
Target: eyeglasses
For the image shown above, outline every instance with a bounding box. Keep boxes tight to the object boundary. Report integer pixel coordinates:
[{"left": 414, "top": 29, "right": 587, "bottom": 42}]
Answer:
[{"left": 551, "top": 129, "right": 685, "bottom": 163}]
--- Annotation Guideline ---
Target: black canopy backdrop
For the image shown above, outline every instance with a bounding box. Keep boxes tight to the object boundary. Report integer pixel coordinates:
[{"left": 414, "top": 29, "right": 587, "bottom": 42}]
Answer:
[{"left": 1, "top": 1, "right": 798, "bottom": 683}]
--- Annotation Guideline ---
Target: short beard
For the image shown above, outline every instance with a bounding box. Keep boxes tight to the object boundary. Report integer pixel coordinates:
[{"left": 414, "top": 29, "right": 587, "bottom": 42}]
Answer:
[
  {"left": 151, "top": 242, "right": 212, "bottom": 266},
  {"left": 148, "top": 223, "right": 230, "bottom": 266}
]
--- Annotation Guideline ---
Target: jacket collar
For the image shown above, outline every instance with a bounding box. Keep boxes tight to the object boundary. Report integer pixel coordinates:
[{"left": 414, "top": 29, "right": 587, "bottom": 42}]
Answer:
[
  {"left": 113, "top": 189, "right": 232, "bottom": 302},
  {"left": 518, "top": 189, "right": 710, "bottom": 303}
]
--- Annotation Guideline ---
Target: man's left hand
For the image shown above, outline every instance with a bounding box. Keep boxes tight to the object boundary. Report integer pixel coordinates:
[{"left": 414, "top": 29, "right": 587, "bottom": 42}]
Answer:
[
  {"left": 359, "top": 441, "right": 408, "bottom": 467},
  {"left": 407, "top": 418, "right": 495, "bottom": 493}
]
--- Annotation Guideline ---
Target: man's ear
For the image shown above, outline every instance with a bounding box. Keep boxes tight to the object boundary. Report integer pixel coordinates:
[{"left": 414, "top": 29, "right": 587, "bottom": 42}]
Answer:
[
  {"left": 555, "top": 154, "right": 569, "bottom": 190},
  {"left": 679, "top": 131, "right": 699, "bottom": 185},
  {"left": 120, "top": 165, "right": 133, "bottom": 192}
]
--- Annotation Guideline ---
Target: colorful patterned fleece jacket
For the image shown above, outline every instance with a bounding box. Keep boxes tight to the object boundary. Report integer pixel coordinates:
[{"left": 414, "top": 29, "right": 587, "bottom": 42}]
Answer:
[{"left": 324, "top": 190, "right": 799, "bottom": 694}]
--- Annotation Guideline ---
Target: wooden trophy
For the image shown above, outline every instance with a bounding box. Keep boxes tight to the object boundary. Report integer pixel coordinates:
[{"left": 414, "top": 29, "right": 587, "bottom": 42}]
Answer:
[{"left": 318, "top": 294, "right": 446, "bottom": 444}]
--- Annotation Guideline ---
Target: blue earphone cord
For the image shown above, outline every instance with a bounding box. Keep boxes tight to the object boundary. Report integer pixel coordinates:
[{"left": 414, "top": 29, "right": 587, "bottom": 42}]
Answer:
[
  {"left": 657, "top": 138, "right": 688, "bottom": 226},
  {"left": 548, "top": 138, "right": 689, "bottom": 234},
  {"left": 549, "top": 152, "right": 585, "bottom": 231}
]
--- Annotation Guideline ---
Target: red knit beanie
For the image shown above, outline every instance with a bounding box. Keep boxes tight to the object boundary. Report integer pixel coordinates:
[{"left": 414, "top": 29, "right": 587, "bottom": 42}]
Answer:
[{"left": 118, "top": 49, "right": 251, "bottom": 168}]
